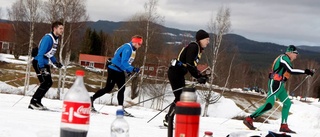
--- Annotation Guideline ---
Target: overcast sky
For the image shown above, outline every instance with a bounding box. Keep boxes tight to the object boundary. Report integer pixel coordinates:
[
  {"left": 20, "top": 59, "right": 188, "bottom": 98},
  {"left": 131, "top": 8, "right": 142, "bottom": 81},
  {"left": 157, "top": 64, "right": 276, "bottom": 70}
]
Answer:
[{"left": 1, "top": 0, "right": 319, "bottom": 46}]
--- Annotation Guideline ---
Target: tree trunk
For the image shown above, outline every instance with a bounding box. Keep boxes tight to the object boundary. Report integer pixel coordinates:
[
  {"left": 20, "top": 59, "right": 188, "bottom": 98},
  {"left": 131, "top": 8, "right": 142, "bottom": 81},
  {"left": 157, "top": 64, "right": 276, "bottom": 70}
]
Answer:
[
  {"left": 203, "top": 102, "right": 209, "bottom": 117},
  {"left": 23, "top": 16, "right": 35, "bottom": 95},
  {"left": 61, "top": 50, "right": 71, "bottom": 98},
  {"left": 131, "top": 76, "right": 139, "bottom": 99},
  {"left": 137, "top": 20, "right": 150, "bottom": 103}
]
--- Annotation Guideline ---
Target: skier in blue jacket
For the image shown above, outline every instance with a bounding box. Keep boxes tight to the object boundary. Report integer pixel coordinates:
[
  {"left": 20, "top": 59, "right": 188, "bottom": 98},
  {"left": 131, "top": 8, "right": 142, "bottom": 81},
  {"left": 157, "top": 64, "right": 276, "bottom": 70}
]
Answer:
[
  {"left": 91, "top": 35, "right": 142, "bottom": 116},
  {"left": 28, "top": 21, "right": 64, "bottom": 110}
]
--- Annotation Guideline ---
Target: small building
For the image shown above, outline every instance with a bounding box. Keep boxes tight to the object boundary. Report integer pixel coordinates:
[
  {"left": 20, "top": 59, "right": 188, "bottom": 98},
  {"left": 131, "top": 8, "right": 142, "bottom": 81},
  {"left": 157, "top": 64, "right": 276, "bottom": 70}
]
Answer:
[
  {"left": 190, "top": 64, "right": 212, "bottom": 82},
  {"left": 142, "top": 54, "right": 171, "bottom": 77},
  {"left": 0, "top": 23, "right": 15, "bottom": 54},
  {"left": 197, "top": 64, "right": 211, "bottom": 75},
  {"left": 79, "top": 54, "right": 110, "bottom": 69}
]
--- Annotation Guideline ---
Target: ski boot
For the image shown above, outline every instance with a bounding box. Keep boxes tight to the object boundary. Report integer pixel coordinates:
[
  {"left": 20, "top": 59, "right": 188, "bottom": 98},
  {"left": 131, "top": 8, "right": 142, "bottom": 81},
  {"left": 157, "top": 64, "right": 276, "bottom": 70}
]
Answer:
[
  {"left": 279, "top": 124, "right": 296, "bottom": 134},
  {"left": 28, "top": 98, "right": 47, "bottom": 110},
  {"left": 243, "top": 116, "right": 256, "bottom": 130},
  {"left": 123, "top": 109, "right": 134, "bottom": 117},
  {"left": 91, "top": 106, "right": 98, "bottom": 113},
  {"left": 163, "top": 114, "right": 169, "bottom": 127},
  {"left": 90, "top": 97, "right": 98, "bottom": 113}
]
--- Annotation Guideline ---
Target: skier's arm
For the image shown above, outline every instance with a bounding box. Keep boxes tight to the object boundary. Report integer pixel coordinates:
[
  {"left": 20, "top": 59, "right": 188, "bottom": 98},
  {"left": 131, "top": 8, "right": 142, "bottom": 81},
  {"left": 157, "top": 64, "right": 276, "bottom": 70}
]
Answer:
[
  {"left": 120, "top": 47, "right": 134, "bottom": 73},
  {"left": 185, "top": 44, "right": 201, "bottom": 78},
  {"left": 280, "top": 56, "right": 304, "bottom": 74},
  {"left": 50, "top": 56, "right": 57, "bottom": 64},
  {"left": 37, "top": 36, "right": 51, "bottom": 68}
]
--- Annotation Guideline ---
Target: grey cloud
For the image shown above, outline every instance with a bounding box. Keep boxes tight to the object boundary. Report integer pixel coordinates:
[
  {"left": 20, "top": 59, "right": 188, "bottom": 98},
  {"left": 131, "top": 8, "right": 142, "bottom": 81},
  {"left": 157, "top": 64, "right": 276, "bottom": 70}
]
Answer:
[
  {"left": 2, "top": 0, "right": 319, "bottom": 46},
  {"left": 157, "top": 0, "right": 320, "bottom": 46}
]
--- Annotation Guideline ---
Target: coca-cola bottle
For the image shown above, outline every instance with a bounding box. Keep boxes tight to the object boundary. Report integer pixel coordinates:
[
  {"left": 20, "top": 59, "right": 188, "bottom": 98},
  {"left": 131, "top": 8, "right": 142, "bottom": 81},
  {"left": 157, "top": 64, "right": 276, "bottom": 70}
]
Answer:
[{"left": 60, "top": 70, "right": 91, "bottom": 137}]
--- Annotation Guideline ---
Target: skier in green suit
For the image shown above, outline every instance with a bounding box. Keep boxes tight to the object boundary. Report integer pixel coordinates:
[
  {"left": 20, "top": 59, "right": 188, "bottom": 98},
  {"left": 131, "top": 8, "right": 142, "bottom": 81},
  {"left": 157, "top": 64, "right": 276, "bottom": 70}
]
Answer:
[{"left": 243, "top": 45, "right": 314, "bottom": 133}]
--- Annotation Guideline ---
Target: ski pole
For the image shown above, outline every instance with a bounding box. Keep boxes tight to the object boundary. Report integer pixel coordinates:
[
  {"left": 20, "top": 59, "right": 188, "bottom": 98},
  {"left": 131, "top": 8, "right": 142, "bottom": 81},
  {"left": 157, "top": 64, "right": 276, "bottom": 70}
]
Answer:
[
  {"left": 257, "top": 97, "right": 288, "bottom": 130},
  {"left": 220, "top": 90, "right": 282, "bottom": 125},
  {"left": 124, "top": 87, "right": 184, "bottom": 108},
  {"left": 125, "top": 82, "right": 199, "bottom": 108},
  {"left": 12, "top": 83, "right": 40, "bottom": 107},
  {"left": 147, "top": 103, "right": 172, "bottom": 123},
  {"left": 220, "top": 76, "right": 307, "bottom": 125},
  {"left": 96, "top": 72, "right": 139, "bottom": 112},
  {"left": 4, "top": 76, "right": 27, "bottom": 83},
  {"left": 221, "top": 74, "right": 311, "bottom": 125},
  {"left": 258, "top": 75, "right": 311, "bottom": 129},
  {"left": 220, "top": 94, "right": 267, "bottom": 125},
  {"left": 146, "top": 84, "right": 197, "bottom": 123}
]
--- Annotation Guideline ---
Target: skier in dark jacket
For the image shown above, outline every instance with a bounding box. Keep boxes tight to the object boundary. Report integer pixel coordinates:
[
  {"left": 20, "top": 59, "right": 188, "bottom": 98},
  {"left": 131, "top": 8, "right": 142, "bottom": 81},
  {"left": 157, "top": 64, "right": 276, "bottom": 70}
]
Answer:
[
  {"left": 91, "top": 35, "right": 142, "bottom": 116},
  {"left": 163, "top": 29, "right": 210, "bottom": 126},
  {"left": 243, "top": 45, "right": 314, "bottom": 133},
  {"left": 28, "top": 21, "right": 64, "bottom": 110}
]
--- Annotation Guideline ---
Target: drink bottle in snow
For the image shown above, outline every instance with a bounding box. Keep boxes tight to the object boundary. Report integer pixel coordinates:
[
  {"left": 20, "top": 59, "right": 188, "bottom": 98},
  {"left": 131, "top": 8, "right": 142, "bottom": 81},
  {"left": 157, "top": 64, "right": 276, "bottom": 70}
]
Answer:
[
  {"left": 111, "top": 109, "right": 129, "bottom": 137},
  {"left": 60, "top": 70, "right": 91, "bottom": 137}
]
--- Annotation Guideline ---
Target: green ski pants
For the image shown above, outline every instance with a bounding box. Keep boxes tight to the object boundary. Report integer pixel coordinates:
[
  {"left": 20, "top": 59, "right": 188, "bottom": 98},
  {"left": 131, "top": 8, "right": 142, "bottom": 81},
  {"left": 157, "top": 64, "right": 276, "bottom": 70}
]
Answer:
[{"left": 251, "top": 79, "right": 291, "bottom": 124}]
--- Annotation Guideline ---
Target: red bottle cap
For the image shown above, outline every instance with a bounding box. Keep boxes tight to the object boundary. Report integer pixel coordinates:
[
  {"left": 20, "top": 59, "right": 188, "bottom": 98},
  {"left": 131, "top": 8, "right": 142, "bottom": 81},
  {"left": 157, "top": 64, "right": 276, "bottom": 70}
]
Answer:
[
  {"left": 205, "top": 131, "right": 213, "bottom": 135},
  {"left": 75, "top": 70, "right": 85, "bottom": 76}
]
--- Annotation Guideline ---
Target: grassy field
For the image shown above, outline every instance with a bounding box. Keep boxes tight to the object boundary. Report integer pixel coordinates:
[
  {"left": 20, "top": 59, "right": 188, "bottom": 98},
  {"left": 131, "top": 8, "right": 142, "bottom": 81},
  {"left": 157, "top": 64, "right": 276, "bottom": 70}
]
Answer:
[
  {"left": 221, "top": 89, "right": 282, "bottom": 121},
  {"left": 0, "top": 61, "right": 106, "bottom": 92},
  {"left": 195, "top": 85, "right": 283, "bottom": 121}
]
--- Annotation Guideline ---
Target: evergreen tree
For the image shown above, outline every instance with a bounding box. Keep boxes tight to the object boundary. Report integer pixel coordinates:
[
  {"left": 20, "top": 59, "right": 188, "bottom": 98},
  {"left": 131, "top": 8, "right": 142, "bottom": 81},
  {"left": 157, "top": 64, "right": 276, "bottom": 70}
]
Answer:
[
  {"left": 99, "top": 30, "right": 107, "bottom": 56},
  {"left": 81, "top": 28, "right": 92, "bottom": 54},
  {"left": 90, "top": 29, "right": 102, "bottom": 55}
]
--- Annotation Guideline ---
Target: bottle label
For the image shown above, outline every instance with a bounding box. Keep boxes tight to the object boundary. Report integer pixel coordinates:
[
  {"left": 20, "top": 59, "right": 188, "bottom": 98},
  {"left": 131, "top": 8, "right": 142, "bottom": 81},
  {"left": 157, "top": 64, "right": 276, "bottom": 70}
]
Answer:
[{"left": 61, "top": 101, "right": 90, "bottom": 125}]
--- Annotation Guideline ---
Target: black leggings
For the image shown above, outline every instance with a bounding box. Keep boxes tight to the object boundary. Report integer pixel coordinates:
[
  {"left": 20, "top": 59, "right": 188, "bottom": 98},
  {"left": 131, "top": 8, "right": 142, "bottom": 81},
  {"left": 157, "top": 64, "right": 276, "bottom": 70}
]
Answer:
[
  {"left": 32, "top": 59, "right": 53, "bottom": 102},
  {"left": 166, "top": 66, "right": 187, "bottom": 117},
  {"left": 92, "top": 67, "right": 126, "bottom": 105},
  {"left": 168, "top": 66, "right": 187, "bottom": 103}
]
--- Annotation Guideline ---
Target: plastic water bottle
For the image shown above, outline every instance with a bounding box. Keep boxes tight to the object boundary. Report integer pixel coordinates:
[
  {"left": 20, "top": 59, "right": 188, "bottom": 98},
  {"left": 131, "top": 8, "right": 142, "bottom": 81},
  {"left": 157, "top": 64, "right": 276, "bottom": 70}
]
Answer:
[
  {"left": 111, "top": 109, "right": 129, "bottom": 137},
  {"left": 60, "top": 70, "right": 91, "bottom": 137}
]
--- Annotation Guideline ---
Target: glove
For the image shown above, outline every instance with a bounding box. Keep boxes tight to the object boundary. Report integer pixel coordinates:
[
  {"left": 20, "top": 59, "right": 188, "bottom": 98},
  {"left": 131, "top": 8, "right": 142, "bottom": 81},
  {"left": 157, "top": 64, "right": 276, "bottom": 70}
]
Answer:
[
  {"left": 127, "top": 72, "right": 132, "bottom": 77},
  {"left": 305, "top": 69, "right": 314, "bottom": 76},
  {"left": 40, "top": 68, "right": 50, "bottom": 76},
  {"left": 197, "top": 75, "right": 208, "bottom": 84},
  {"left": 106, "top": 58, "right": 112, "bottom": 67},
  {"left": 133, "top": 67, "right": 140, "bottom": 73},
  {"left": 54, "top": 62, "right": 63, "bottom": 68}
]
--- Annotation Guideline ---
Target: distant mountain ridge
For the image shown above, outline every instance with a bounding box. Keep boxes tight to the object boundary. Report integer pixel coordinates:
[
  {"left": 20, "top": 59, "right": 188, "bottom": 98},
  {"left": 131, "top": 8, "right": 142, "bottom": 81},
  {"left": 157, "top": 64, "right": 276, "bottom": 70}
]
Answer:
[
  {"left": 86, "top": 20, "right": 320, "bottom": 68},
  {"left": 296, "top": 45, "right": 320, "bottom": 53},
  {"left": 87, "top": 20, "right": 320, "bottom": 53},
  {"left": 1, "top": 19, "right": 319, "bottom": 68}
]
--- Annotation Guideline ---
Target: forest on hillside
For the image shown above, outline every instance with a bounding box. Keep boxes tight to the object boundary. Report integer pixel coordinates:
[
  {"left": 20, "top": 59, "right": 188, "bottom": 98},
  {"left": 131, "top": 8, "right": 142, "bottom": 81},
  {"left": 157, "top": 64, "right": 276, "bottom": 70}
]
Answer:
[{"left": 1, "top": 0, "right": 319, "bottom": 100}]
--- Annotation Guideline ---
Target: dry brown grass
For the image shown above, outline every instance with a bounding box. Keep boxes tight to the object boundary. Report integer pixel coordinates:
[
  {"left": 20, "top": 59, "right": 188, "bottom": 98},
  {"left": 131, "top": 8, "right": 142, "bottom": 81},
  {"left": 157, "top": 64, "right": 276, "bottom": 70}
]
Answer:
[
  {"left": 197, "top": 86, "right": 284, "bottom": 121},
  {"left": 0, "top": 61, "right": 289, "bottom": 122},
  {"left": 0, "top": 62, "right": 106, "bottom": 93}
]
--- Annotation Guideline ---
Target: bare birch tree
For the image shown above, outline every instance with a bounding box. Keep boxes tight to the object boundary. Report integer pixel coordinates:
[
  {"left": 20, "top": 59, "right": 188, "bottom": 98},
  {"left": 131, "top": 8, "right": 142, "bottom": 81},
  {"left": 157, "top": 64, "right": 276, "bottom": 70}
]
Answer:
[
  {"left": 8, "top": 1, "right": 29, "bottom": 59},
  {"left": 42, "top": 0, "right": 61, "bottom": 22},
  {"left": 137, "top": 0, "right": 164, "bottom": 104},
  {"left": 43, "top": 0, "right": 88, "bottom": 99},
  {"left": 116, "top": 0, "right": 164, "bottom": 101},
  {"left": 303, "top": 60, "right": 319, "bottom": 99},
  {"left": 58, "top": 0, "right": 88, "bottom": 99},
  {"left": 8, "top": 0, "right": 43, "bottom": 94},
  {"left": 198, "top": 6, "right": 231, "bottom": 116},
  {"left": 288, "top": 59, "right": 320, "bottom": 98},
  {"left": 0, "top": 7, "right": 3, "bottom": 19}
]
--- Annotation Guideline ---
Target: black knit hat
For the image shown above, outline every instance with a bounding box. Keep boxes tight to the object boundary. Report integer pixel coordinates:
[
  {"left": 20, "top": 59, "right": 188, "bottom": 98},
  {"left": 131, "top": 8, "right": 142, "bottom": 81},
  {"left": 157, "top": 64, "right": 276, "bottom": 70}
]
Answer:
[{"left": 196, "top": 29, "right": 209, "bottom": 41}]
